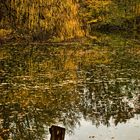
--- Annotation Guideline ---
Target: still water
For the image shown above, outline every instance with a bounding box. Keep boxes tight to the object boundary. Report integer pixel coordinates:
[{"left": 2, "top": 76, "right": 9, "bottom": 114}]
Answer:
[{"left": 0, "top": 34, "right": 140, "bottom": 140}]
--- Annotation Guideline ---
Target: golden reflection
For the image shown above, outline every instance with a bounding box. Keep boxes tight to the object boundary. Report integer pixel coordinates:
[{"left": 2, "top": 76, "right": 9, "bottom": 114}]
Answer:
[{"left": 0, "top": 41, "right": 140, "bottom": 139}]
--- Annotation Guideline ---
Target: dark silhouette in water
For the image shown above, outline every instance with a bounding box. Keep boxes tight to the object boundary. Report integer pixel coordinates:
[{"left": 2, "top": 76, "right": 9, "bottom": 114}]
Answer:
[
  {"left": 0, "top": 38, "right": 3, "bottom": 45},
  {"left": 49, "top": 125, "right": 65, "bottom": 140}
]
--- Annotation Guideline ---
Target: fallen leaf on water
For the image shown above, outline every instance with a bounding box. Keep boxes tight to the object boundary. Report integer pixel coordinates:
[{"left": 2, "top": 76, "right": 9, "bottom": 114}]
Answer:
[{"left": 89, "top": 136, "right": 95, "bottom": 138}]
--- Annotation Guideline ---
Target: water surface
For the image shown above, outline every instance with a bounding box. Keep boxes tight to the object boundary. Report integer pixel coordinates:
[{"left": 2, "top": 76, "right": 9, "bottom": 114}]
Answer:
[{"left": 0, "top": 34, "right": 140, "bottom": 140}]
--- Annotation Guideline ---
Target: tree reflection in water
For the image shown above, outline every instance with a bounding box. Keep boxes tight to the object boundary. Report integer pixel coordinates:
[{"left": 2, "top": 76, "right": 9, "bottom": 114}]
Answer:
[{"left": 0, "top": 37, "right": 140, "bottom": 139}]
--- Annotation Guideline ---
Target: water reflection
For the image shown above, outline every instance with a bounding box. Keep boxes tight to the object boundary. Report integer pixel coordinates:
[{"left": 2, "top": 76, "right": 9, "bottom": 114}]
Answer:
[{"left": 0, "top": 35, "right": 140, "bottom": 139}]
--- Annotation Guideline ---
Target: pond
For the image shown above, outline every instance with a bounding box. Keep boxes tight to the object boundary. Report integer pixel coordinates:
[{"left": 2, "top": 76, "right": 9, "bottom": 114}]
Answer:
[{"left": 0, "top": 33, "right": 140, "bottom": 140}]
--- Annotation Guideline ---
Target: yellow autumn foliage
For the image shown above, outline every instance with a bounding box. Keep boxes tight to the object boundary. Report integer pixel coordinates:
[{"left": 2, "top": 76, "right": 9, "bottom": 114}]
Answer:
[
  {"left": 1, "top": 0, "right": 139, "bottom": 40},
  {"left": 0, "top": 29, "right": 12, "bottom": 38},
  {"left": 9, "top": 0, "right": 84, "bottom": 40}
]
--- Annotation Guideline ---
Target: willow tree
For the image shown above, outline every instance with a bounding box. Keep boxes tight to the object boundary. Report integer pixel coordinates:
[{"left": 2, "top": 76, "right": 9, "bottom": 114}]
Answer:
[{"left": 9, "top": 0, "right": 84, "bottom": 40}]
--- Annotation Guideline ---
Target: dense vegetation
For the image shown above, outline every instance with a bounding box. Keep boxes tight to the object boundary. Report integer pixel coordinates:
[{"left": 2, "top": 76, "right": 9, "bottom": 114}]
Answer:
[{"left": 0, "top": 0, "right": 140, "bottom": 42}]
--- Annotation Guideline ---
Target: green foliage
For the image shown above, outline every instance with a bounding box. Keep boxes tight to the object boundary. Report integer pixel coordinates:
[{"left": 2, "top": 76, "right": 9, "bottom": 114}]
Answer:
[{"left": 0, "top": 0, "right": 140, "bottom": 41}]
